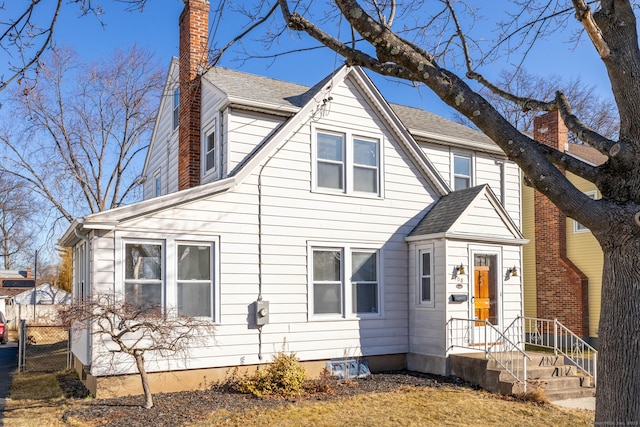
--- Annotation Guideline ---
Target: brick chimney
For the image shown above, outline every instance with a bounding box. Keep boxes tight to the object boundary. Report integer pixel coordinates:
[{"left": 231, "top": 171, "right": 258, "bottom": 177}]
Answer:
[
  {"left": 178, "top": 0, "right": 210, "bottom": 190},
  {"left": 533, "top": 111, "right": 589, "bottom": 337}
]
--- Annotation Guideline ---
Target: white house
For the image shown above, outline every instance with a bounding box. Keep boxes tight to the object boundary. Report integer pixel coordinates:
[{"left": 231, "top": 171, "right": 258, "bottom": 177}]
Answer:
[
  {"left": 12, "top": 283, "right": 71, "bottom": 305},
  {"left": 60, "top": 0, "right": 525, "bottom": 398}
]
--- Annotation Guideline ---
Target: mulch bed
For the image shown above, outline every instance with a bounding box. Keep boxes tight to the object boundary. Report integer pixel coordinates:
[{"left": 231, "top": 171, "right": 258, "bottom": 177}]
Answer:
[{"left": 61, "top": 371, "right": 477, "bottom": 427}]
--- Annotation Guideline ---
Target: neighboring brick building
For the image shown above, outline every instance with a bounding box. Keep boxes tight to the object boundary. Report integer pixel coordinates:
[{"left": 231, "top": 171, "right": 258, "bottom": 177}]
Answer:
[{"left": 522, "top": 111, "right": 606, "bottom": 345}]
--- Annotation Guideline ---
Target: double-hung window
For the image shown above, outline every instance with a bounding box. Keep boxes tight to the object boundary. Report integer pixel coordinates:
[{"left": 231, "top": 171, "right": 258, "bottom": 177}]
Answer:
[
  {"left": 124, "top": 242, "right": 164, "bottom": 308},
  {"left": 312, "top": 249, "right": 342, "bottom": 314},
  {"left": 453, "top": 153, "right": 472, "bottom": 190},
  {"left": 311, "top": 246, "right": 380, "bottom": 317},
  {"left": 418, "top": 248, "right": 434, "bottom": 306},
  {"left": 204, "top": 131, "right": 216, "bottom": 173},
  {"left": 173, "top": 88, "right": 180, "bottom": 131},
  {"left": 177, "top": 243, "right": 213, "bottom": 317},
  {"left": 315, "top": 130, "right": 380, "bottom": 196},
  {"left": 317, "top": 133, "right": 345, "bottom": 190},
  {"left": 351, "top": 251, "right": 378, "bottom": 313}
]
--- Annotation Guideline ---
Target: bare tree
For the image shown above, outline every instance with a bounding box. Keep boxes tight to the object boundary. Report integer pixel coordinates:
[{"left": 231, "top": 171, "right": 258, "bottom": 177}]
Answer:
[
  {"left": 0, "top": 171, "right": 36, "bottom": 269},
  {"left": 59, "top": 293, "right": 215, "bottom": 409},
  {"left": 455, "top": 69, "right": 619, "bottom": 142},
  {"left": 246, "top": 0, "right": 640, "bottom": 422},
  {"left": 0, "top": 45, "right": 163, "bottom": 222},
  {"left": 0, "top": 0, "right": 152, "bottom": 92}
]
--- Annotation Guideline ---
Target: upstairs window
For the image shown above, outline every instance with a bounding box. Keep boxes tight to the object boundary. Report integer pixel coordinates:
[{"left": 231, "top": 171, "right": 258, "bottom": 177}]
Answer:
[
  {"left": 315, "top": 129, "right": 381, "bottom": 196},
  {"left": 574, "top": 191, "right": 598, "bottom": 233},
  {"left": 317, "top": 132, "right": 345, "bottom": 190},
  {"left": 173, "top": 88, "right": 179, "bottom": 130},
  {"left": 453, "top": 154, "right": 472, "bottom": 190},
  {"left": 353, "top": 138, "right": 379, "bottom": 193},
  {"left": 204, "top": 130, "right": 216, "bottom": 173},
  {"left": 154, "top": 168, "right": 162, "bottom": 197}
]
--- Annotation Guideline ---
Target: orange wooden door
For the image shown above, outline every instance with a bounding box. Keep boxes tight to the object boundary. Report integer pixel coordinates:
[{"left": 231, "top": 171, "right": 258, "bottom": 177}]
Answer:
[{"left": 474, "top": 266, "right": 490, "bottom": 325}]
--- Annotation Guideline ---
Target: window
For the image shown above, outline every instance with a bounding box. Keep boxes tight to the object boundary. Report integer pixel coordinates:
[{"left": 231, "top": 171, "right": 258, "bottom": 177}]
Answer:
[
  {"left": 173, "top": 88, "right": 179, "bottom": 130},
  {"left": 353, "top": 138, "right": 379, "bottom": 193},
  {"left": 574, "top": 191, "right": 598, "bottom": 233},
  {"left": 453, "top": 154, "right": 472, "bottom": 190},
  {"left": 313, "top": 249, "right": 342, "bottom": 314},
  {"left": 204, "top": 130, "right": 216, "bottom": 172},
  {"left": 315, "top": 130, "right": 381, "bottom": 195},
  {"left": 317, "top": 132, "right": 344, "bottom": 190},
  {"left": 311, "top": 245, "right": 380, "bottom": 317},
  {"left": 177, "top": 244, "right": 213, "bottom": 317},
  {"left": 154, "top": 168, "right": 162, "bottom": 197},
  {"left": 418, "top": 249, "right": 433, "bottom": 305},
  {"left": 124, "top": 242, "right": 163, "bottom": 308},
  {"left": 351, "top": 251, "right": 378, "bottom": 313}
]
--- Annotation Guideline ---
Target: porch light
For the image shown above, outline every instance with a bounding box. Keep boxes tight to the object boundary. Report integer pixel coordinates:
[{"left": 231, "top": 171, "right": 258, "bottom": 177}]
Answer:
[
  {"left": 507, "top": 266, "right": 518, "bottom": 277},
  {"left": 452, "top": 264, "right": 465, "bottom": 278}
]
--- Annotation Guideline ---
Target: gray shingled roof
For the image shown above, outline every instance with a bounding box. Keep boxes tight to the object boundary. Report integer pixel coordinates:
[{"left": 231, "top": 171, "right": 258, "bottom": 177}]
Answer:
[
  {"left": 203, "top": 67, "right": 494, "bottom": 146},
  {"left": 203, "top": 67, "right": 320, "bottom": 109},
  {"left": 409, "top": 185, "right": 486, "bottom": 237}
]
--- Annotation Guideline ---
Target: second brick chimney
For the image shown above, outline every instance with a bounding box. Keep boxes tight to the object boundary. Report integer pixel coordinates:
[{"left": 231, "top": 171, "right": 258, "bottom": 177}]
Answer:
[
  {"left": 178, "top": 0, "right": 210, "bottom": 190},
  {"left": 533, "top": 111, "right": 589, "bottom": 337}
]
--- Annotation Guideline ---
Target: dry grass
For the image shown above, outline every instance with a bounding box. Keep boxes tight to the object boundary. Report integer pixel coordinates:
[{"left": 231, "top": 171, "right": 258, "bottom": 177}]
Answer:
[
  {"left": 4, "top": 372, "right": 69, "bottom": 427},
  {"left": 4, "top": 371, "right": 594, "bottom": 427},
  {"left": 190, "top": 387, "right": 593, "bottom": 427}
]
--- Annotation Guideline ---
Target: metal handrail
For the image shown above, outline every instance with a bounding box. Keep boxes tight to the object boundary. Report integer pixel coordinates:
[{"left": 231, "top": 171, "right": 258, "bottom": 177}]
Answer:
[
  {"left": 519, "top": 316, "right": 597, "bottom": 386},
  {"left": 447, "top": 317, "right": 532, "bottom": 391}
]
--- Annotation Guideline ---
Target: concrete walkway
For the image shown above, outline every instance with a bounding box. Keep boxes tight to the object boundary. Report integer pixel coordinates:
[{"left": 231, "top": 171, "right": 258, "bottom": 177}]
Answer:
[{"left": 551, "top": 396, "right": 595, "bottom": 411}]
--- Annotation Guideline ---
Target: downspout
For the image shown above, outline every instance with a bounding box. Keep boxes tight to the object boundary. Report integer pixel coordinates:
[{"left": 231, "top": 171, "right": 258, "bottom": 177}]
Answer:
[{"left": 254, "top": 96, "right": 334, "bottom": 360}]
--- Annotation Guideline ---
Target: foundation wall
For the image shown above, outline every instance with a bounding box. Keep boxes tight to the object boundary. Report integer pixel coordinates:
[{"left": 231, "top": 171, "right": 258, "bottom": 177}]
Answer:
[{"left": 73, "top": 353, "right": 407, "bottom": 399}]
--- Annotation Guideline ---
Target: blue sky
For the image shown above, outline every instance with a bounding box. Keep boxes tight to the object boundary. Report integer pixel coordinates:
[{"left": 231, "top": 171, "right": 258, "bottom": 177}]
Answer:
[{"left": 49, "top": 1, "right": 612, "bottom": 121}]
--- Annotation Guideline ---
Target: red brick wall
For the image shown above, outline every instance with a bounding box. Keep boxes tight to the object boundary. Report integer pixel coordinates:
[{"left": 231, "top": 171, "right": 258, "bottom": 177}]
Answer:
[
  {"left": 533, "top": 111, "right": 589, "bottom": 337},
  {"left": 178, "top": 0, "right": 209, "bottom": 190}
]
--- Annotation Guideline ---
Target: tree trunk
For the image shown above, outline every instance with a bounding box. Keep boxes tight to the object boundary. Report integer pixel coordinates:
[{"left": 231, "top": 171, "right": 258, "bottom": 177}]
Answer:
[
  {"left": 595, "top": 238, "right": 640, "bottom": 423},
  {"left": 133, "top": 353, "right": 154, "bottom": 409}
]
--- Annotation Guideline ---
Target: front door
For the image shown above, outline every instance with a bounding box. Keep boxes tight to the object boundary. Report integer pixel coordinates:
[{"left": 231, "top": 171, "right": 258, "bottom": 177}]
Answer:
[
  {"left": 473, "top": 254, "right": 498, "bottom": 324},
  {"left": 471, "top": 253, "right": 500, "bottom": 345}
]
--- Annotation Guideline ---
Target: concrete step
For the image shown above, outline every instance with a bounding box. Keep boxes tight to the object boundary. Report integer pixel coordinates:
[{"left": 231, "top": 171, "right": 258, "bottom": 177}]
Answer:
[
  {"left": 533, "top": 376, "right": 583, "bottom": 391},
  {"left": 544, "top": 386, "right": 596, "bottom": 401}
]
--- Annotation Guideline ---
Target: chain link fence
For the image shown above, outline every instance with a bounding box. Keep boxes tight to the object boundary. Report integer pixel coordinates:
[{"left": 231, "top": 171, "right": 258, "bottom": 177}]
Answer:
[{"left": 18, "top": 320, "right": 71, "bottom": 372}]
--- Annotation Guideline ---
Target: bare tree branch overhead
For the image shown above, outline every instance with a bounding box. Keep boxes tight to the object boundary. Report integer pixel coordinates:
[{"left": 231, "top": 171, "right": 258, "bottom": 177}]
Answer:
[
  {"left": 0, "top": 0, "right": 151, "bottom": 92},
  {"left": 264, "top": 0, "right": 640, "bottom": 422}
]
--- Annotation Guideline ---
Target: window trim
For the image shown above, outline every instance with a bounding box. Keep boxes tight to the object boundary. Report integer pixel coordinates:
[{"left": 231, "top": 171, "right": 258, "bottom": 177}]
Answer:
[
  {"left": 312, "top": 125, "right": 384, "bottom": 198},
  {"left": 416, "top": 245, "right": 435, "bottom": 308},
  {"left": 573, "top": 190, "right": 598, "bottom": 233},
  {"left": 308, "top": 241, "right": 383, "bottom": 320},
  {"left": 451, "top": 152, "right": 473, "bottom": 191},
  {"left": 115, "top": 232, "right": 220, "bottom": 323}
]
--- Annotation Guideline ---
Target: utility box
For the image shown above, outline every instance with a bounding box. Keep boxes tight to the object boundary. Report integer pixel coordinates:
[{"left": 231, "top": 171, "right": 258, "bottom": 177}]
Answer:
[{"left": 255, "top": 300, "right": 269, "bottom": 326}]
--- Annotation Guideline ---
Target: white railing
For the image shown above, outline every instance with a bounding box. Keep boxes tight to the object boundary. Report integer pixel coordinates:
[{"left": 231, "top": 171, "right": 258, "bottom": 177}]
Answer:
[
  {"left": 519, "top": 316, "right": 597, "bottom": 386},
  {"left": 447, "top": 317, "right": 531, "bottom": 392}
]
